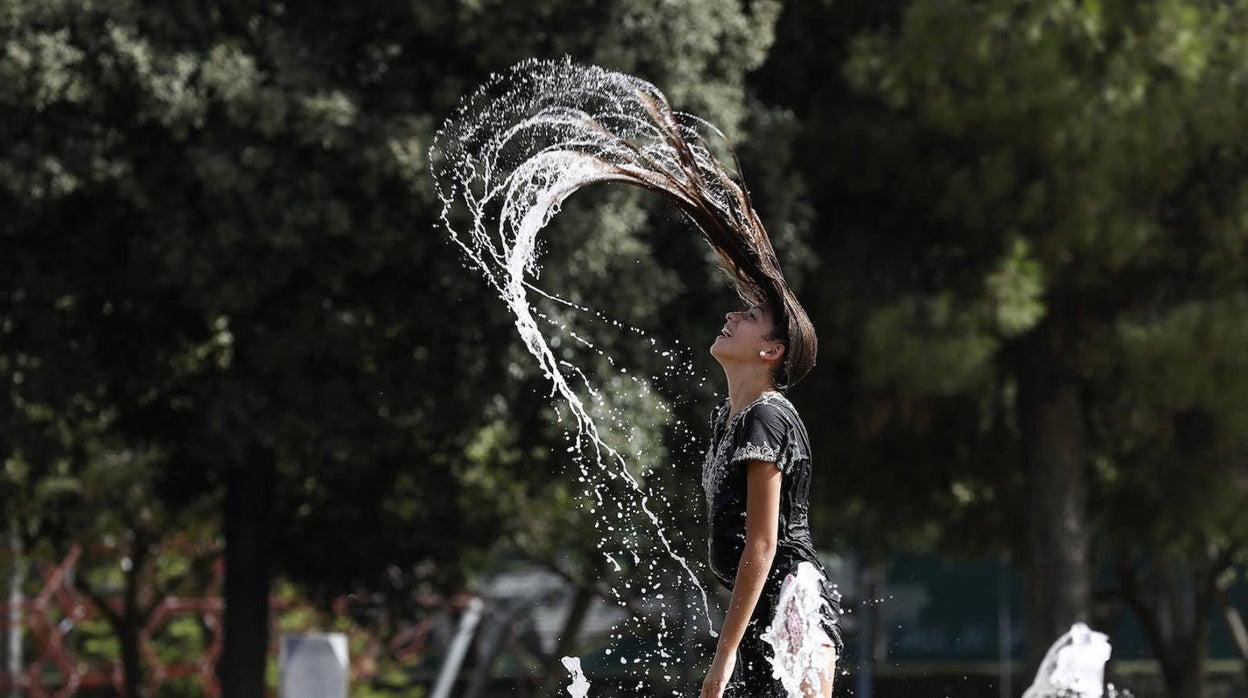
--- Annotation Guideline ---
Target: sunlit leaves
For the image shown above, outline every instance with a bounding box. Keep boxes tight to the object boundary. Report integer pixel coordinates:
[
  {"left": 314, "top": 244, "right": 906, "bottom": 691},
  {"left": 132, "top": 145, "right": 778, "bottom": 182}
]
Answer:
[
  {"left": 0, "top": 27, "right": 88, "bottom": 110},
  {"left": 985, "top": 239, "right": 1045, "bottom": 337}
]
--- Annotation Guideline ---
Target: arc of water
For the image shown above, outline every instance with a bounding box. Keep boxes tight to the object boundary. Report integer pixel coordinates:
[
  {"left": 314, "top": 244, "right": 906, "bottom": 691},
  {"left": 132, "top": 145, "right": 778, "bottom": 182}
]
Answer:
[
  {"left": 492, "top": 157, "right": 716, "bottom": 633},
  {"left": 430, "top": 58, "right": 789, "bottom": 637}
]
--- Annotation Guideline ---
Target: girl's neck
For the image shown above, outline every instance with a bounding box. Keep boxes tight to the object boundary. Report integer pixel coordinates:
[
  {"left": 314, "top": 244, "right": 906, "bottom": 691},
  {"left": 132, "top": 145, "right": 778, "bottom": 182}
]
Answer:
[{"left": 725, "top": 370, "right": 778, "bottom": 417}]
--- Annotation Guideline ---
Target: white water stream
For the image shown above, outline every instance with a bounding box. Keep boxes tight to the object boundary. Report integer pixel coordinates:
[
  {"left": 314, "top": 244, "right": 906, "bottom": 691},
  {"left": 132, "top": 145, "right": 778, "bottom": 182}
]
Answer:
[{"left": 430, "top": 58, "right": 735, "bottom": 689}]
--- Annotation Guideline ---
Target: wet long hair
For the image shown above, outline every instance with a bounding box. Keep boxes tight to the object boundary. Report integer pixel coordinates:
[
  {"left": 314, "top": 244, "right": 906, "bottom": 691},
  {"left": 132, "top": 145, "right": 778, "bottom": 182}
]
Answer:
[
  {"left": 432, "top": 59, "right": 818, "bottom": 389},
  {"left": 609, "top": 93, "right": 818, "bottom": 390}
]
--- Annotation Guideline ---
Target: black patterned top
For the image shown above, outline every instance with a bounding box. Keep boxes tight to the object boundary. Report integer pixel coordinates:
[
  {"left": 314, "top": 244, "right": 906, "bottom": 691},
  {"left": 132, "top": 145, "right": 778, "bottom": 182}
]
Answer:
[{"left": 701, "top": 391, "right": 843, "bottom": 651}]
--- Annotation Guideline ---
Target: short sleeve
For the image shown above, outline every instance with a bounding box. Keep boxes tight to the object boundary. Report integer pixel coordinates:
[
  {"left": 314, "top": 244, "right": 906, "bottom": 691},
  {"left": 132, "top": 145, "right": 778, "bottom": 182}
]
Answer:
[{"left": 730, "top": 402, "right": 791, "bottom": 472}]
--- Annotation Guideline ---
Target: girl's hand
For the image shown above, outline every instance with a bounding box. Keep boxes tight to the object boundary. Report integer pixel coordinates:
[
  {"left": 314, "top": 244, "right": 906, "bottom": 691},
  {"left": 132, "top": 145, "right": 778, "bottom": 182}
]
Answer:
[{"left": 700, "top": 649, "right": 736, "bottom": 698}]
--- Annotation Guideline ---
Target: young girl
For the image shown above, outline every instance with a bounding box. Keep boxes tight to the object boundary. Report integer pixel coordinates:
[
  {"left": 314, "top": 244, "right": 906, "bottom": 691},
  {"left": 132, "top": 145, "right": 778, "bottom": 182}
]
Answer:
[
  {"left": 431, "top": 55, "right": 844, "bottom": 698},
  {"left": 701, "top": 302, "right": 842, "bottom": 698}
]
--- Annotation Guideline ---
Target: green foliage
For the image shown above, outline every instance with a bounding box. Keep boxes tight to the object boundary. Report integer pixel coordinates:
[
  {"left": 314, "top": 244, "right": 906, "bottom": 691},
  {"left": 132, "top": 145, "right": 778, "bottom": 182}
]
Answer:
[
  {"left": 986, "top": 239, "right": 1046, "bottom": 337},
  {"left": 754, "top": 0, "right": 1248, "bottom": 584},
  {"left": 1113, "top": 296, "right": 1248, "bottom": 433},
  {"left": 0, "top": 0, "right": 788, "bottom": 691},
  {"left": 861, "top": 295, "right": 997, "bottom": 396},
  {"left": 5, "top": 0, "right": 1246, "bottom": 688}
]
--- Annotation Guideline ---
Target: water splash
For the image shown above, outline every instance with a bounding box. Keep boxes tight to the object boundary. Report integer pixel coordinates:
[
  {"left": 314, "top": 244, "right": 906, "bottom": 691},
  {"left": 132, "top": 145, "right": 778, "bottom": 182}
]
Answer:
[
  {"left": 429, "top": 57, "right": 752, "bottom": 647},
  {"left": 1022, "top": 623, "right": 1113, "bottom": 698},
  {"left": 561, "top": 656, "right": 591, "bottom": 698},
  {"left": 760, "top": 562, "right": 836, "bottom": 697}
]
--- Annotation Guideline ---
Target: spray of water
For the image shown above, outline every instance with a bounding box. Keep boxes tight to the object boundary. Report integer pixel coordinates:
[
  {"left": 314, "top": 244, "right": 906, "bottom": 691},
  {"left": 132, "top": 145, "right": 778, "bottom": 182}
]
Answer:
[
  {"left": 561, "top": 656, "right": 592, "bottom": 698},
  {"left": 431, "top": 56, "right": 827, "bottom": 695},
  {"left": 1023, "top": 623, "right": 1116, "bottom": 698},
  {"left": 431, "top": 57, "right": 758, "bottom": 664},
  {"left": 759, "top": 562, "right": 837, "bottom": 695}
]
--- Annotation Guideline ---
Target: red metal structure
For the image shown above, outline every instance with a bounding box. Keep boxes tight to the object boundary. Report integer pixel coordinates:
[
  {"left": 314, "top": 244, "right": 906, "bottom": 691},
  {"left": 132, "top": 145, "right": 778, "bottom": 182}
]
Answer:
[
  {"left": 0, "top": 546, "right": 224, "bottom": 697},
  {"left": 2, "top": 545, "right": 453, "bottom": 697}
]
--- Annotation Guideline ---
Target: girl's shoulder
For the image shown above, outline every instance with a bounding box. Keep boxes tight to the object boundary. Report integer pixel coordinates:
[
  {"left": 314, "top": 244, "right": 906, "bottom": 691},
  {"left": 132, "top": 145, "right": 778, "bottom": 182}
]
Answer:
[
  {"left": 731, "top": 392, "right": 810, "bottom": 471},
  {"left": 740, "top": 391, "right": 798, "bottom": 423},
  {"left": 711, "top": 391, "right": 802, "bottom": 432}
]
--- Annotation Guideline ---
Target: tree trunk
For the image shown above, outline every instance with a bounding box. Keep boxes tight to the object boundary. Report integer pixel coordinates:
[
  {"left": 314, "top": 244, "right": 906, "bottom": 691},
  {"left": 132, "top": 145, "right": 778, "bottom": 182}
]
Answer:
[
  {"left": 1017, "top": 319, "right": 1090, "bottom": 673},
  {"left": 117, "top": 612, "right": 144, "bottom": 698},
  {"left": 118, "top": 532, "right": 151, "bottom": 698},
  {"left": 1154, "top": 612, "right": 1207, "bottom": 698},
  {"left": 1158, "top": 648, "right": 1205, "bottom": 698},
  {"left": 1119, "top": 557, "right": 1216, "bottom": 698},
  {"left": 217, "top": 457, "right": 275, "bottom": 698},
  {"left": 6, "top": 526, "right": 23, "bottom": 698}
]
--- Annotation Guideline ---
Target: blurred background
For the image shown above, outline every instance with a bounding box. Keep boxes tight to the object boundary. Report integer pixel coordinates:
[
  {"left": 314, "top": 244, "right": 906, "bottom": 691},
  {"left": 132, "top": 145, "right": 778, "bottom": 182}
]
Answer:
[{"left": 2, "top": 0, "right": 1247, "bottom": 697}]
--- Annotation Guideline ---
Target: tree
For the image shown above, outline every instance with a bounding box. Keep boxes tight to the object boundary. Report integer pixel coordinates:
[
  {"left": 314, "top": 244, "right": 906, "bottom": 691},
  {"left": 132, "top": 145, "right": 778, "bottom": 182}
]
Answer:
[
  {"left": 2, "top": 0, "right": 795, "bottom": 695},
  {"left": 755, "top": 0, "right": 1248, "bottom": 684},
  {"left": 0, "top": 1, "right": 509, "bottom": 692},
  {"left": 1094, "top": 295, "right": 1248, "bottom": 698}
]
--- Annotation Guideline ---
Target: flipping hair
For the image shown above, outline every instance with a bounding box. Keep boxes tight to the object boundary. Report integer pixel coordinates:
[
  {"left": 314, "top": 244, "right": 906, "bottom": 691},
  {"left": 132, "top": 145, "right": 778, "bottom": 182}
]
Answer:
[
  {"left": 432, "top": 59, "right": 818, "bottom": 388},
  {"left": 606, "top": 94, "right": 818, "bottom": 389}
]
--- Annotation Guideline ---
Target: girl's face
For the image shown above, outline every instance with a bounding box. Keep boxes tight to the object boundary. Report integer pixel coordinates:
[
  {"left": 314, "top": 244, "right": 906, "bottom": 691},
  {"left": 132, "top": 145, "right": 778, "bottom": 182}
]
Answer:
[{"left": 711, "top": 304, "right": 783, "bottom": 364}]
